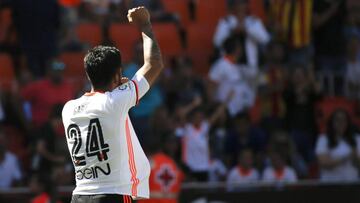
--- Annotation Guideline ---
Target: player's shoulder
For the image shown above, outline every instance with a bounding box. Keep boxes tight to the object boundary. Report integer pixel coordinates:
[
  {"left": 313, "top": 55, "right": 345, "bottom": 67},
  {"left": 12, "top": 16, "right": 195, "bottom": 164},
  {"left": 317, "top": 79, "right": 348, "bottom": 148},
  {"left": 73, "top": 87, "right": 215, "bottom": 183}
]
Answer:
[
  {"left": 62, "top": 99, "right": 76, "bottom": 117},
  {"left": 110, "top": 81, "right": 135, "bottom": 95},
  {"left": 62, "top": 96, "right": 87, "bottom": 117}
]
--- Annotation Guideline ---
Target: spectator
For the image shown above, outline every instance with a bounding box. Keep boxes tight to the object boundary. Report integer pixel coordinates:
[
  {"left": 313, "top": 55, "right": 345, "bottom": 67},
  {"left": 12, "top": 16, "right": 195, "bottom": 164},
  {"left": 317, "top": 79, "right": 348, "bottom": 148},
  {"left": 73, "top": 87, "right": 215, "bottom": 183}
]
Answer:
[
  {"left": 138, "top": 135, "right": 184, "bottom": 203},
  {"left": 257, "top": 42, "right": 287, "bottom": 128},
  {"left": 315, "top": 109, "right": 360, "bottom": 181},
  {"left": 262, "top": 151, "right": 298, "bottom": 183},
  {"left": 213, "top": 0, "right": 270, "bottom": 68},
  {"left": 345, "top": 36, "right": 360, "bottom": 99},
  {"left": 149, "top": 106, "right": 174, "bottom": 147},
  {"left": 226, "top": 148, "right": 259, "bottom": 190},
  {"left": 313, "top": 0, "right": 347, "bottom": 72},
  {"left": 283, "top": 66, "right": 322, "bottom": 162},
  {"left": 224, "top": 112, "right": 268, "bottom": 167},
  {"left": 269, "top": 0, "right": 313, "bottom": 65},
  {"left": 166, "top": 56, "right": 205, "bottom": 110},
  {"left": 268, "top": 130, "right": 308, "bottom": 178},
  {"left": 9, "top": 0, "right": 61, "bottom": 78},
  {"left": 0, "top": 129, "right": 22, "bottom": 188},
  {"left": 176, "top": 98, "right": 228, "bottom": 182},
  {"left": 30, "top": 104, "right": 66, "bottom": 174},
  {"left": 20, "top": 61, "right": 75, "bottom": 128},
  {"left": 209, "top": 37, "right": 257, "bottom": 116}
]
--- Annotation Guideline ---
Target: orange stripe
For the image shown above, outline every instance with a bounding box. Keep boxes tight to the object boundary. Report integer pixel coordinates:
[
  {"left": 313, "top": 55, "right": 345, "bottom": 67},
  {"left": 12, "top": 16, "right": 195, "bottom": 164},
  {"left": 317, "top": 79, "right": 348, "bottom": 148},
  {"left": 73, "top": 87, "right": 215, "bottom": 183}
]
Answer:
[
  {"left": 131, "top": 80, "right": 139, "bottom": 105},
  {"left": 125, "top": 118, "right": 139, "bottom": 197},
  {"left": 123, "top": 195, "right": 127, "bottom": 203}
]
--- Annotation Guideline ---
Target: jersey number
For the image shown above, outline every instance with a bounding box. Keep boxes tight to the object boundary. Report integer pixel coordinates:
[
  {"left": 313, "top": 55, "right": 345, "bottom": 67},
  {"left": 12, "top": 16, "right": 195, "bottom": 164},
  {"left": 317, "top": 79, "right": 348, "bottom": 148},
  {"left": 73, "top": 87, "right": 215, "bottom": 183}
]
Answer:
[{"left": 67, "top": 118, "right": 110, "bottom": 166}]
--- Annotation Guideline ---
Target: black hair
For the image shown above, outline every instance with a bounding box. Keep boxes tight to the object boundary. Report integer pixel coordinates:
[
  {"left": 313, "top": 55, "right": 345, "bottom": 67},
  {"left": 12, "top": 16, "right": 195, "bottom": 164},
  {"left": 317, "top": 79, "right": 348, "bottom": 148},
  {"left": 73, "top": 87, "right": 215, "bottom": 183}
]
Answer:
[
  {"left": 326, "top": 109, "right": 355, "bottom": 149},
  {"left": 222, "top": 36, "right": 240, "bottom": 55},
  {"left": 84, "top": 46, "right": 122, "bottom": 89}
]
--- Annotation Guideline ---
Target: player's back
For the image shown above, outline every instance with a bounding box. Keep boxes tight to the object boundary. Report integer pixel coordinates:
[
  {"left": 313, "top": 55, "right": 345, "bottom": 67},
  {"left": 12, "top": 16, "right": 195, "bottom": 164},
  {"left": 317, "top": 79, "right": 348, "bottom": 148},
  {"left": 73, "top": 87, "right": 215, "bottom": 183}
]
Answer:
[{"left": 62, "top": 80, "right": 150, "bottom": 198}]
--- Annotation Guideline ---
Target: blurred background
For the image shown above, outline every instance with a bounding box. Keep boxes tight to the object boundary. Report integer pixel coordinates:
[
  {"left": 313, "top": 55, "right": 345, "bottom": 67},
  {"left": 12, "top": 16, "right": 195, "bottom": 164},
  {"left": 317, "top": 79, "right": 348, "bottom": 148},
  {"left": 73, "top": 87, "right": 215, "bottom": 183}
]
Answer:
[{"left": 1, "top": 0, "right": 360, "bottom": 202}]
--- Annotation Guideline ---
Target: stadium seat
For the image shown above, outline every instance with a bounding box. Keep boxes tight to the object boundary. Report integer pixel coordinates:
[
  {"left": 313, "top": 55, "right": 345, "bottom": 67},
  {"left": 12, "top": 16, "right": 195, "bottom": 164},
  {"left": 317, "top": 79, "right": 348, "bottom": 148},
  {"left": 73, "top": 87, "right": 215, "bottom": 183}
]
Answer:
[
  {"left": 109, "top": 24, "right": 141, "bottom": 63},
  {"left": 76, "top": 23, "right": 102, "bottom": 47},
  {"left": 0, "top": 8, "right": 12, "bottom": 29},
  {"left": 195, "top": 0, "right": 227, "bottom": 28},
  {"left": 161, "top": 0, "right": 190, "bottom": 26},
  {"left": 249, "top": 0, "right": 266, "bottom": 22},
  {"left": 315, "top": 97, "right": 356, "bottom": 133},
  {"left": 0, "top": 8, "right": 12, "bottom": 42},
  {"left": 186, "top": 23, "right": 215, "bottom": 73},
  {"left": 58, "top": 52, "right": 86, "bottom": 78},
  {"left": 0, "top": 53, "right": 15, "bottom": 90},
  {"left": 152, "top": 23, "right": 183, "bottom": 57}
]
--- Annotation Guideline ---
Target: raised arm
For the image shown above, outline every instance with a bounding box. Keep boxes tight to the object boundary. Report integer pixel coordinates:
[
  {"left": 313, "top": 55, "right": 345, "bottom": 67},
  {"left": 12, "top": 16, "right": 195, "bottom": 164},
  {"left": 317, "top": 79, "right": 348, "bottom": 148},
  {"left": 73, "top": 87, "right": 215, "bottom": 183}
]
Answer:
[{"left": 127, "top": 7, "right": 164, "bottom": 86}]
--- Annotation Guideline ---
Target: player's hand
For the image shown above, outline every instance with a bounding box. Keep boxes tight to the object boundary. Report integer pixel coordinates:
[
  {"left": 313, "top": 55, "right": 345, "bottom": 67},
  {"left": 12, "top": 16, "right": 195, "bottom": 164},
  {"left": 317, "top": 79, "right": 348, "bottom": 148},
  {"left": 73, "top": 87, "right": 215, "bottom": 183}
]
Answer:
[{"left": 127, "top": 6, "right": 151, "bottom": 28}]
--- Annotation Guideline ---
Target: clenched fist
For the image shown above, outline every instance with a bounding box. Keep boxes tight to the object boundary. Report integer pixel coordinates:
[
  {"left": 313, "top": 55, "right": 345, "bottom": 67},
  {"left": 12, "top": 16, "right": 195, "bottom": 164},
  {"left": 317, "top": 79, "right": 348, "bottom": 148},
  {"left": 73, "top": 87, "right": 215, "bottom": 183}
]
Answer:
[{"left": 127, "top": 7, "right": 151, "bottom": 28}]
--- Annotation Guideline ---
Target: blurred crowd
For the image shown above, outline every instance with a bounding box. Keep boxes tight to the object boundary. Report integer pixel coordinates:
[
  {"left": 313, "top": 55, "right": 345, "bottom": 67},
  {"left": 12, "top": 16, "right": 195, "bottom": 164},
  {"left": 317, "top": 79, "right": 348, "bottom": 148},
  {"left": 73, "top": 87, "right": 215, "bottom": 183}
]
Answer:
[{"left": 1, "top": 0, "right": 360, "bottom": 202}]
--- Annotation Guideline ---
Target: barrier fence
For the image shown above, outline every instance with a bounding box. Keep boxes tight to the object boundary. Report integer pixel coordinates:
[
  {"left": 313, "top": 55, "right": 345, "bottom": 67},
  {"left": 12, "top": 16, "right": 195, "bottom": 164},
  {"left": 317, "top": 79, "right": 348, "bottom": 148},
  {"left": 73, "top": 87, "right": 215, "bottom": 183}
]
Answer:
[{"left": 1, "top": 180, "right": 360, "bottom": 203}]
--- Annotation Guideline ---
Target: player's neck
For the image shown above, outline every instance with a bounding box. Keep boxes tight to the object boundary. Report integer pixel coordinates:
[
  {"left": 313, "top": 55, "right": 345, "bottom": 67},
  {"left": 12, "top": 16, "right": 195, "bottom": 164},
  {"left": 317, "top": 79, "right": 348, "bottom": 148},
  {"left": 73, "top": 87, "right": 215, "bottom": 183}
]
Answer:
[{"left": 90, "top": 87, "right": 107, "bottom": 94}]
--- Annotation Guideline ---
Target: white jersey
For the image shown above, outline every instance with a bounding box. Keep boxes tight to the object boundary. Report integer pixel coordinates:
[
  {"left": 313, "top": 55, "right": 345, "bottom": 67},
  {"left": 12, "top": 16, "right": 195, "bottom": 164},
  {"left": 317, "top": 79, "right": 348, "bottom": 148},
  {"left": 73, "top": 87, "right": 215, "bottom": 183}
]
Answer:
[
  {"left": 262, "top": 166, "right": 298, "bottom": 183},
  {"left": 62, "top": 73, "right": 150, "bottom": 199},
  {"left": 179, "top": 122, "right": 210, "bottom": 172},
  {"left": 226, "top": 166, "right": 259, "bottom": 184}
]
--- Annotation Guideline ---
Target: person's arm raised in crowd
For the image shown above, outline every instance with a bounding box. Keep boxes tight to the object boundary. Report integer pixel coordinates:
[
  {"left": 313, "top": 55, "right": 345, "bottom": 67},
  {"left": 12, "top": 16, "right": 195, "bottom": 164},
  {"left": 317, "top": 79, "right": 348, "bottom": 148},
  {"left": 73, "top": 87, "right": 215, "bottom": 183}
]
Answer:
[
  {"left": 208, "top": 91, "right": 233, "bottom": 126},
  {"left": 127, "top": 7, "right": 164, "bottom": 86}
]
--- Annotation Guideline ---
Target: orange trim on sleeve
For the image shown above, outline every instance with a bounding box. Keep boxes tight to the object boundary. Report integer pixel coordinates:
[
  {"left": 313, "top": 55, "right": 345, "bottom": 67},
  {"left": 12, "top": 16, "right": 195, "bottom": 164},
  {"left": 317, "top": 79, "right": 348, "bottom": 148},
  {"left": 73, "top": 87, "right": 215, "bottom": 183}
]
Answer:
[{"left": 131, "top": 80, "right": 139, "bottom": 105}]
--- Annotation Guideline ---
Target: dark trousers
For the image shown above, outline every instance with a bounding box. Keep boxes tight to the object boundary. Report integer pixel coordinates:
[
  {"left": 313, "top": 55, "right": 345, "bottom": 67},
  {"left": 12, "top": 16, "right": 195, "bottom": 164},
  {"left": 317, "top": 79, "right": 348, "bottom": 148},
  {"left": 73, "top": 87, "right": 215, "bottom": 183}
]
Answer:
[{"left": 71, "top": 194, "right": 133, "bottom": 203}]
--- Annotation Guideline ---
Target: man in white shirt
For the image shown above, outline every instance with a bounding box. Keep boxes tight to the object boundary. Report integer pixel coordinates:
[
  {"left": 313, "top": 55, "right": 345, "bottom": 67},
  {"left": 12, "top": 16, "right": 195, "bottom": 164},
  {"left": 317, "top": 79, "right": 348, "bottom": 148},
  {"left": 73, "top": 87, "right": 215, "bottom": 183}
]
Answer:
[
  {"left": 213, "top": 0, "right": 270, "bottom": 68},
  {"left": 62, "top": 7, "right": 164, "bottom": 203},
  {"left": 209, "top": 37, "right": 256, "bottom": 116},
  {"left": 226, "top": 149, "right": 259, "bottom": 191},
  {"left": 262, "top": 152, "right": 297, "bottom": 183}
]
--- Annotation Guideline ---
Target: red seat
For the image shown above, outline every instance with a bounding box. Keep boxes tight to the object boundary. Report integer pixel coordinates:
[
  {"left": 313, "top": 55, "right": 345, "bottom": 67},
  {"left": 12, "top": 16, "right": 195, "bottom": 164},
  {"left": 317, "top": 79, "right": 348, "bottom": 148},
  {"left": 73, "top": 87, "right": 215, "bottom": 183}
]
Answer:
[
  {"left": 186, "top": 24, "right": 215, "bottom": 74},
  {"left": 161, "top": 0, "right": 190, "bottom": 26},
  {"left": 315, "top": 97, "right": 356, "bottom": 133},
  {"left": 58, "top": 52, "right": 86, "bottom": 78},
  {"left": 0, "top": 8, "right": 12, "bottom": 42},
  {"left": 0, "top": 8, "right": 12, "bottom": 29},
  {"left": 76, "top": 23, "right": 102, "bottom": 47},
  {"left": 195, "top": 0, "right": 227, "bottom": 28},
  {"left": 109, "top": 24, "right": 141, "bottom": 63},
  {"left": 249, "top": 0, "right": 266, "bottom": 22},
  {"left": 0, "top": 54, "right": 14, "bottom": 90},
  {"left": 153, "top": 23, "right": 183, "bottom": 57}
]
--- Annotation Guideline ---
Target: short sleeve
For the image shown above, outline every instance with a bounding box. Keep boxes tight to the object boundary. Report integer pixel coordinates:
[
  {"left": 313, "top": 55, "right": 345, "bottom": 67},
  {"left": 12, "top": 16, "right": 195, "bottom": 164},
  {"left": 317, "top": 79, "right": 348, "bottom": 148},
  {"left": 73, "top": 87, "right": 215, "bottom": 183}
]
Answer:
[
  {"left": 109, "top": 73, "right": 150, "bottom": 110},
  {"left": 131, "top": 73, "right": 150, "bottom": 99},
  {"left": 315, "top": 134, "right": 329, "bottom": 155}
]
